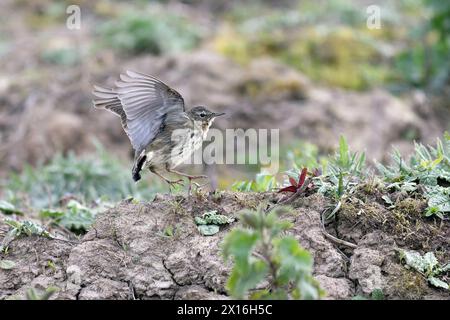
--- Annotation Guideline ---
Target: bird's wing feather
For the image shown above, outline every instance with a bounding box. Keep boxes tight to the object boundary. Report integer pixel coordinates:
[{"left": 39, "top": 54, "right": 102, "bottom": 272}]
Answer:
[
  {"left": 115, "top": 70, "right": 185, "bottom": 151},
  {"left": 92, "top": 85, "right": 128, "bottom": 131}
]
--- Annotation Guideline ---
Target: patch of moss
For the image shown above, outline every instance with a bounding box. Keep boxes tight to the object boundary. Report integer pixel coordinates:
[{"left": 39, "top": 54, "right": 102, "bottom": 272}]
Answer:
[
  {"left": 394, "top": 198, "right": 426, "bottom": 219},
  {"left": 338, "top": 194, "right": 443, "bottom": 253},
  {"left": 390, "top": 268, "right": 429, "bottom": 299},
  {"left": 390, "top": 198, "right": 426, "bottom": 234},
  {"left": 340, "top": 200, "right": 386, "bottom": 228}
]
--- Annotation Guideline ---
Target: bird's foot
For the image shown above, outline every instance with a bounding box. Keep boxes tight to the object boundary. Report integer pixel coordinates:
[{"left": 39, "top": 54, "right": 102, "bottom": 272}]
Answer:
[{"left": 187, "top": 177, "right": 210, "bottom": 195}]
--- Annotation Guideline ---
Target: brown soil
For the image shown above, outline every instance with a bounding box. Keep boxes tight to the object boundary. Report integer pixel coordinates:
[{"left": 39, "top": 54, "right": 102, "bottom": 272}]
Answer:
[{"left": 1, "top": 191, "right": 448, "bottom": 300}]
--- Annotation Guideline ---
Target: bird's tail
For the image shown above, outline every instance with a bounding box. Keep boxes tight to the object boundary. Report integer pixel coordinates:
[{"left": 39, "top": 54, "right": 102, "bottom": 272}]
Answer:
[{"left": 132, "top": 152, "right": 147, "bottom": 182}]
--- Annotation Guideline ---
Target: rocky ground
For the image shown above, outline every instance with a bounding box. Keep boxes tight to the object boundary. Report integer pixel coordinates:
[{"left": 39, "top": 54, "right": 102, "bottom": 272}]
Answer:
[{"left": 1, "top": 190, "right": 448, "bottom": 300}]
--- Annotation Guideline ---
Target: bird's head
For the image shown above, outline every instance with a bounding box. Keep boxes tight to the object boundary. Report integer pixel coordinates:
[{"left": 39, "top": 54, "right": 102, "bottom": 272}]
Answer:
[{"left": 187, "top": 106, "right": 225, "bottom": 131}]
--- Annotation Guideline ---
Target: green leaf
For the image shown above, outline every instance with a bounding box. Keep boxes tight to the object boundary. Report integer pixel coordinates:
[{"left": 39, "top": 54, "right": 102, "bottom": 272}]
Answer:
[
  {"left": 194, "top": 216, "right": 207, "bottom": 225},
  {"left": 441, "top": 264, "right": 450, "bottom": 272},
  {"left": 275, "top": 237, "right": 313, "bottom": 286},
  {"left": 381, "top": 195, "right": 393, "bottom": 205},
  {"left": 254, "top": 173, "right": 277, "bottom": 192},
  {"left": 222, "top": 229, "right": 260, "bottom": 268},
  {"left": 25, "top": 287, "right": 58, "bottom": 300},
  {"left": 425, "top": 206, "right": 440, "bottom": 217},
  {"left": 241, "top": 210, "right": 262, "bottom": 229},
  {"left": 226, "top": 259, "right": 268, "bottom": 299},
  {"left": 195, "top": 211, "right": 234, "bottom": 226},
  {"left": 0, "top": 259, "right": 16, "bottom": 270},
  {"left": 4, "top": 219, "right": 22, "bottom": 229},
  {"left": 163, "top": 226, "right": 174, "bottom": 237},
  {"left": 399, "top": 250, "right": 443, "bottom": 278},
  {"left": 39, "top": 209, "right": 65, "bottom": 220},
  {"left": 427, "top": 189, "right": 450, "bottom": 213},
  {"left": 297, "top": 278, "right": 320, "bottom": 300},
  {"left": 249, "top": 289, "right": 272, "bottom": 300},
  {"left": 231, "top": 174, "right": 277, "bottom": 192},
  {"left": 428, "top": 277, "right": 449, "bottom": 290},
  {"left": 231, "top": 180, "right": 253, "bottom": 192},
  {"left": 339, "top": 136, "right": 349, "bottom": 168},
  {"left": 38, "top": 287, "right": 59, "bottom": 300},
  {"left": 61, "top": 200, "right": 96, "bottom": 232},
  {"left": 337, "top": 171, "right": 344, "bottom": 198},
  {"left": 197, "top": 224, "right": 220, "bottom": 236},
  {"left": 423, "top": 252, "right": 439, "bottom": 274},
  {"left": 0, "top": 200, "right": 23, "bottom": 215},
  {"left": 352, "top": 295, "right": 368, "bottom": 300},
  {"left": 371, "top": 288, "right": 385, "bottom": 300},
  {"left": 26, "top": 288, "right": 38, "bottom": 300}
]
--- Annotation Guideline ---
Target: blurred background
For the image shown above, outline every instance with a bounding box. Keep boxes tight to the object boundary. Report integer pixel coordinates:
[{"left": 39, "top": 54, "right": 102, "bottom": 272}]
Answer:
[{"left": 0, "top": 0, "right": 449, "bottom": 221}]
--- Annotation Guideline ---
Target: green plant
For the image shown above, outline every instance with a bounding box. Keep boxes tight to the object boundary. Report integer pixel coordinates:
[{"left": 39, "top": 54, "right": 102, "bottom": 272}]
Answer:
[
  {"left": 40, "top": 199, "right": 112, "bottom": 234},
  {"left": 222, "top": 206, "right": 322, "bottom": 299},
  {"left": 98, "top": 9, "right": 202, "bottom": 55},
  {"left": 0, "top": 259, "right": 16, "bottom": 270},
  {"left": 195, "top": 210, "right": 235, "bottom": 236},
  {"left": 399, "top": 250, "right": 449, "bottom": 290},
  {"left": 163, "top": 225, "right": 174, "bottom": 237},
  {"left": 25, "top": 287, "right": 59, "bottom": 300},
  {"left": 352, "top": 288, "right": 385, "bottom": 300},
  {"left": 0, "top": 200, "right": 23, "bottom": 215},
  {"left": 0, "top": 219, "right": 52, "bottom": 253},
  {"left": 377, "top": 134, "right": 450, "bottom": 218},
  {"left": 314, "top": 136, "right": 366, "bottom": 199}
]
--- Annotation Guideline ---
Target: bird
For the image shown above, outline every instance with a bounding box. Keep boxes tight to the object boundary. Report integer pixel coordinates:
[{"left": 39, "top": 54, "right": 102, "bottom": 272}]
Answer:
[{"left": 92, "top": 70, "right": 225, "bottom": 188}]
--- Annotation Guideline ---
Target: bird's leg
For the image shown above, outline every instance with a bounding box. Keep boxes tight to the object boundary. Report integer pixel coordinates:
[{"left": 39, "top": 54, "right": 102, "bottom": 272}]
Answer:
[
  {"left": 165, "top": 167, "right": 208, "bottom": 180},
  {"left": 150, "top": 168, "right": 184, "bottom": 188}
]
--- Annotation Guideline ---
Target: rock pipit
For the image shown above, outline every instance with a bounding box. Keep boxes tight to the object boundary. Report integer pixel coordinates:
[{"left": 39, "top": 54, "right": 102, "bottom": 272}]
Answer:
[{"left": 92, "top": 70, "right": 224, "bottom": 189}]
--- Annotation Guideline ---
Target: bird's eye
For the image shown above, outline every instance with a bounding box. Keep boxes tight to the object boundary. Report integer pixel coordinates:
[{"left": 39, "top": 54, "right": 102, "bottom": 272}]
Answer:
[{"left": 200, "top": 112, "right": 206, "bottom": 118}]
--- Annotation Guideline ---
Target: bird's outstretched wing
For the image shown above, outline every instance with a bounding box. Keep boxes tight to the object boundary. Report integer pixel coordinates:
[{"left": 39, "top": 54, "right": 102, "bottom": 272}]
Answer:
[{"left": 92, "top": 70, "right": 185, "bottom": 152}]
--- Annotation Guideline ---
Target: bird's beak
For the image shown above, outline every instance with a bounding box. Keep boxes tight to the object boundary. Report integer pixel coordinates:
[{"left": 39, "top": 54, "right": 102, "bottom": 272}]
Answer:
[{"left": 213, "top": 112, "right": 226, "bottom": 117}]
